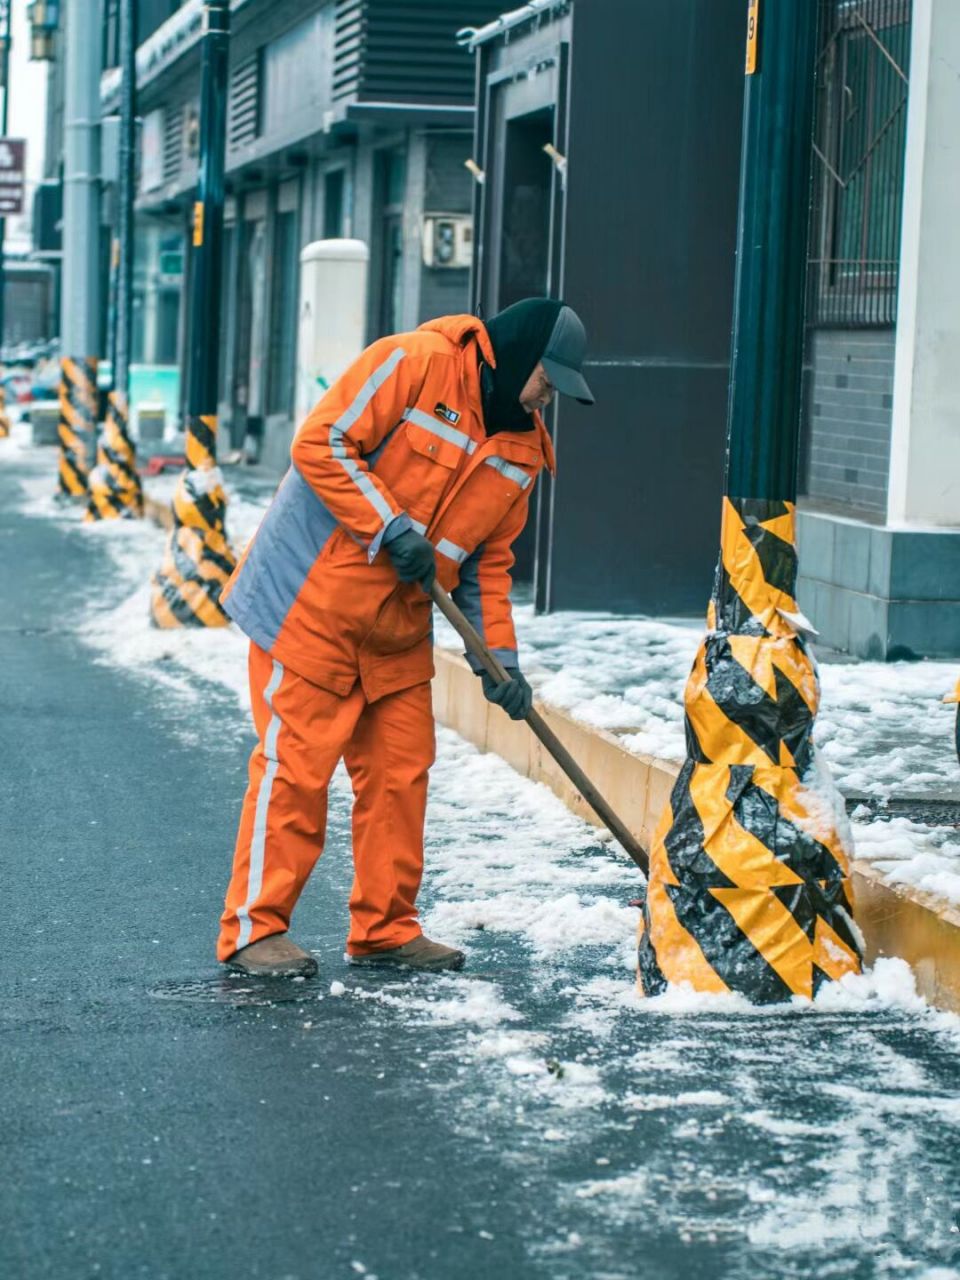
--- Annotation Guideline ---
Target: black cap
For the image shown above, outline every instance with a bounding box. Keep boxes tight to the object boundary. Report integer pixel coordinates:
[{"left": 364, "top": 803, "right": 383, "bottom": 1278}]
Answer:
[{"left": 541, "top": 305, "right": 594, "bottom": 405}]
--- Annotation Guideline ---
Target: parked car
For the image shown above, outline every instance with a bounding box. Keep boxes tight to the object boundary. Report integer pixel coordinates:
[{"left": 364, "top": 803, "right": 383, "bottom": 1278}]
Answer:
[{"left": 0, "top": 369, "right": 34, "bottom": 404}]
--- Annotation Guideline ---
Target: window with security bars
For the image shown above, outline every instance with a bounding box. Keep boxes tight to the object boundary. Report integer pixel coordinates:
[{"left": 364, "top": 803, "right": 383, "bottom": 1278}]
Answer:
[{"left": 807, "top": 0, "right": 911, "bottom": 327}]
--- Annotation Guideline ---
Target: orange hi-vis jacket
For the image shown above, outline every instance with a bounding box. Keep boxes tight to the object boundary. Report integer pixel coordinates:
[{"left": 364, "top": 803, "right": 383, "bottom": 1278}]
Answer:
[{"left": 222, "top": 315, "right": 556, "bottom": 701}]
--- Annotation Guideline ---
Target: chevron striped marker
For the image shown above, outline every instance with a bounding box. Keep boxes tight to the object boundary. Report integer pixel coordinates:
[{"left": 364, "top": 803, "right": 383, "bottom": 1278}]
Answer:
[
  {"left": 637, "top": 497, "right": 862, "bottom": 1002},
  {"left": 57, "top": 357, "right": 98, "bottom": 499},
  {"left": 150, "top": 413, "right": 236, "bottom": 628},
  {"left": 86, "top": 390, "right": 143, "bottom": 521}
]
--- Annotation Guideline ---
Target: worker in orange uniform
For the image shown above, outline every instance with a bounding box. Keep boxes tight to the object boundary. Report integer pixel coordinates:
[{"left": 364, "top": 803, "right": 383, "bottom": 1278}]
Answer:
[{"left": 217, "top": 299, "right": 594, "bottom": 977}]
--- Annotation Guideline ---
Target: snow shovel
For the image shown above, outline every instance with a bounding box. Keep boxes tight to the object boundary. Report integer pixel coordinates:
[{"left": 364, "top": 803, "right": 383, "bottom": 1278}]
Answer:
[{"left": 430, "top": 582, "right": 649, "bottom": 875}]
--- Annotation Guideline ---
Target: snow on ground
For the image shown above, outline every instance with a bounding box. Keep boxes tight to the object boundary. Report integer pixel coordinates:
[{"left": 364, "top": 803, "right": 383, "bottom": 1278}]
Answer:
[
  {"left": 7, "top": 423, "right": 960, "bottom": 910},
  {"left": 7, "top": 430, "right": 960, "bottom": 1275},
  {"left": 435, "top": 603, "right": 959, "bottom": 803}
]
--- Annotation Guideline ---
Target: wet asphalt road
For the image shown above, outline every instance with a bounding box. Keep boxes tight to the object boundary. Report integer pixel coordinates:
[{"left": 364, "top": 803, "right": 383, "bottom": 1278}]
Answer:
[
  {"left": 0, "top": 466, "right": 541, "bottom": 1280},
  {"left": 3, "top": 452, "right": 960, "bottom": 1280}
]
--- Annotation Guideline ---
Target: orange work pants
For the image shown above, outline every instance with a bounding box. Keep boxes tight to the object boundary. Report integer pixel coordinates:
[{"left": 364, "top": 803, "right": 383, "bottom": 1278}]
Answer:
[{"left": 217, "top": 641, "right": 435, "bottom": 961}]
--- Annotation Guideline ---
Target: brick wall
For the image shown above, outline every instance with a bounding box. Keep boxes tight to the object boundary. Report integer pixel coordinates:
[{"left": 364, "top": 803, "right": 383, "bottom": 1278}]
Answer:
[{"left": 802, "top": 328, "right": 896, "bottom": 517}]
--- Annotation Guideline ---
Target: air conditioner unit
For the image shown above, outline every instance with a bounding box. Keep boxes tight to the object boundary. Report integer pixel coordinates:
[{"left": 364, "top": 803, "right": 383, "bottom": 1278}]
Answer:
[{"left": 422, "top": 214, "right": 472, "bottom": 269}]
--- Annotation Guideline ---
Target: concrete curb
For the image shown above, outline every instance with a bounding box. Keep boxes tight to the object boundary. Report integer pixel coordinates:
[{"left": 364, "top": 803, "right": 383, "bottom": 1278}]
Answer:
[{"left": 432, "top": 646, "right": 960, "bottom": 1013}]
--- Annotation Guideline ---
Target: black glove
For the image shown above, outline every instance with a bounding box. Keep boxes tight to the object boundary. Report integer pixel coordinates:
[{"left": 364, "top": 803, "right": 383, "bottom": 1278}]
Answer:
[
  {"left": 386, "top": 529, "right": 436, "bottom": 592},
  {"left": 480, "top": 667, "right": 533, "bottom": 721}
]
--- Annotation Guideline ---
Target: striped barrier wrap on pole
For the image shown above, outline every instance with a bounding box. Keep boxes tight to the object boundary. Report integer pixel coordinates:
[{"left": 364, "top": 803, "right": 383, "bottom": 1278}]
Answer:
[
  {"left": 637, "top": 498, "right": 863, "bottom": 1001},
  {"left": 635, "top": 2, "right": 863, "bottom": 1003},
  {"left": 57, "top": 357, "right": 97, "bottom": 499},
  {"left": 150, "top": 3, "right": 232, "bottom": 628},
  {"left": 149, "top": 413, "right": 236, "bottom": 628},
  {"left": 86, "top": 389, "right": 143, "bottom": 520}
]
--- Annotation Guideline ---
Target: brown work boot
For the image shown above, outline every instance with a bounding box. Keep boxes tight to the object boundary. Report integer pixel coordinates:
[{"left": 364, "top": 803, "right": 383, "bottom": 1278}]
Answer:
[
  {"left": 346, "top": 935, "right": 465, "bottom": 972},
  {"left": 226, "top": 934, "right": 319, "bottom": 978}
]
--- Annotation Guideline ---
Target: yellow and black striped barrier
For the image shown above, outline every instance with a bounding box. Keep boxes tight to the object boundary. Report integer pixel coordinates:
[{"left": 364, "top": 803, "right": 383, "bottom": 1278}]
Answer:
[
  {"left": 638, "top": 497, "right": 862, "bottom": 1002},
  {"left": 0, "top": 385, "right": 10, "bottom": 438},
  {"left": 58, "top": 357, "right": 98, "bottom": 499},
  {"left": 86, "top": 390, "right": 143, "bottom": 521},
  {"left": 150, "top": 413, "right": 236, "bottom": 628}
]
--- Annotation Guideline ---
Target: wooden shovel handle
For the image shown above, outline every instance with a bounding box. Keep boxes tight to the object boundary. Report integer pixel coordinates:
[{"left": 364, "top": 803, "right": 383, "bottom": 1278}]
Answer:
[{"left": 430, "top": 582, "right": 649, "bottom": 875}]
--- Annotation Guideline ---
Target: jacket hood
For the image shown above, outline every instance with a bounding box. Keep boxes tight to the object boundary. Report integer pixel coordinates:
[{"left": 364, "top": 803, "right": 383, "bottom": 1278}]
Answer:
[
  {"left": 417, "top": 314, "right": 496, "bottom": 369},
  {"left": 417, "top": 314, "right": 554, "bottom": 476}
]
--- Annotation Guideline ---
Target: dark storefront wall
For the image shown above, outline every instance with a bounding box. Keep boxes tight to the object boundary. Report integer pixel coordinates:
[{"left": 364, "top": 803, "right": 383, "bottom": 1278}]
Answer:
[
  {"left": 475, "top": 35, "right": 564, "bottom": 585},
  {"left": 474, "top": 0, "right": 745, "bottom": 614},
  {"left": 552, "top": 0, "right": 745, "bottom": 614}
]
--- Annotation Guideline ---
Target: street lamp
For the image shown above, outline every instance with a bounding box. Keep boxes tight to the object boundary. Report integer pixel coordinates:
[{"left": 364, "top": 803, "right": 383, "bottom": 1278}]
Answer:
[{"left": 27, "top": 1, "right": 60, "bottom": 62}]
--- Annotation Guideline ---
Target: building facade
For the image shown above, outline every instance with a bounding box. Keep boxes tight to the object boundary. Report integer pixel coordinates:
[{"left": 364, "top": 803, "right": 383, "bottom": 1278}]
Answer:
[
  {"left": 795, "top": 0, "right": 960, "bottom": 659},
  {"left": 35, "top": 0, "right": 960, "bottom": 657},
  {"left": 468, "top": 0, "right": 746, "bottom": 612},
  {"left": 471, "top": 0, "right": 960, "bottom": 658},
  {"left": 97, "top": 0, "right": 502, "bottom": 469}
]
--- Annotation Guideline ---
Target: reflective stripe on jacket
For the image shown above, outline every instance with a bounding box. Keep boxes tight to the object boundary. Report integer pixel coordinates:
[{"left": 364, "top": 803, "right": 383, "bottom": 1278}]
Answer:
[{"left": 222, "top": 314, "right": 556, "bottom": 701}]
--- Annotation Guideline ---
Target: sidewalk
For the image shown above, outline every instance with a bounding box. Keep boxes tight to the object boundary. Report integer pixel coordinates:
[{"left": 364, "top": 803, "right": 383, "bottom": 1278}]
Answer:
[{"left": 433, "top": 605, "right": 960, "bottom": 919}]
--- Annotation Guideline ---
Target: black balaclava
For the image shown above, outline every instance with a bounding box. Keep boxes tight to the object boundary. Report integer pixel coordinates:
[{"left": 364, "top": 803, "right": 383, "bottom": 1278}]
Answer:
[{"left": 480, "top": 297, "right": 564, "bottom": 435}]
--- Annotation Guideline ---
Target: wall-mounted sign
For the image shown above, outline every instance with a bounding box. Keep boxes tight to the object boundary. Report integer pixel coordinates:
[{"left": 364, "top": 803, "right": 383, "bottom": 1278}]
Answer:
[
  {"left": 0, "top": 138, "right": 26, "bottom": 215},
  {"left": 140, "top": 110, "right": 164, "bottom": 193},
  {"left": 745, "top": 0, "right": 760, "bottom": 76}
]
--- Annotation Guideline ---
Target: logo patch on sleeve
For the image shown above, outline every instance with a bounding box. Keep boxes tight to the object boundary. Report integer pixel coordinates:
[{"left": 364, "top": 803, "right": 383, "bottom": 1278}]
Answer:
[{"left": 434, "top": 402, "right": 461, "bottom": 426}]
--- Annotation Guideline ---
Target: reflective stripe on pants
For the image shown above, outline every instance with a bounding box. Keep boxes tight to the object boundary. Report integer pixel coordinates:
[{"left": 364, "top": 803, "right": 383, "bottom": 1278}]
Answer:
[{"left": 217, "top": 641, "right": 435, "bottom": 961}]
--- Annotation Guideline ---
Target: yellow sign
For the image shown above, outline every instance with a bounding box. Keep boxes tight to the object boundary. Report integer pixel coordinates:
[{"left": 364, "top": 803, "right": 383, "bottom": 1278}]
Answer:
[
  {"left": 745, "top": 0, "right": 760, "bottom": 75},
  {"left": 192, "top": 200, "right": 204, "bottom": 247}
]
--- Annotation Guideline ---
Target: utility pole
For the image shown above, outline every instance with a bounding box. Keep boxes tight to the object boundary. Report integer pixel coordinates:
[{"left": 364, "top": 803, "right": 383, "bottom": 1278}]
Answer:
[
  {"left": 151, "top": 1, "right": 235, "bottom": 626},
  {"left": 638, "top": 0, "right": 863, "bottom": 1003},
  {"left": 0, "top": 0, "right": 12, "bottom": 365},
  {"left": 0, "top": 0, "right": 13, "bottom": 439},
  {"left": 57, "top": 0, "right": 101, "bottom": 499},
  {"left": 87, "top": 0, "right": 142, "bottom": 518}
]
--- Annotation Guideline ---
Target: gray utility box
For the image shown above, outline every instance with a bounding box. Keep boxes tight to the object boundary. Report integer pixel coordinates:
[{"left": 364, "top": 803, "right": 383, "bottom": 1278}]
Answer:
[
  {"left": 137, "top": 405, "right": 166, "bottom": 444},
  {"left": 31, "top": 404, "right": 61, "bottom": 446}
]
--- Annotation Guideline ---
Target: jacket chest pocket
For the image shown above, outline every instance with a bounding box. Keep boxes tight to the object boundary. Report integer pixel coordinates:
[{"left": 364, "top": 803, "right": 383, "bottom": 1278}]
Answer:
[
  {"left": 388, "top": 418, "right": 472, "bottom": 522},
  {"left": 445, "top": 438, "right": 540, "bottom": 547},
  {"left": 481, "top": 439, "right": 539, "bottom": 509}
]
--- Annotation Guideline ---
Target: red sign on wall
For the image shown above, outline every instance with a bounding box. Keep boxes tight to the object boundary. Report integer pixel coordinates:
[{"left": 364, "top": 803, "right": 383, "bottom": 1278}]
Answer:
[{"left": 0, "top": 138, "right": 27, "bottom": 215}]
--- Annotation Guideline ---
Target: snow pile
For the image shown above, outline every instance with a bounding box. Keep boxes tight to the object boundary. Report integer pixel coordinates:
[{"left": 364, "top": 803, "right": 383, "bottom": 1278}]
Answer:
[
  {"left": 408, "top": 981, "right": 523, "bottom": 1029},
  {"left": 435, "top": 602, "right": 958, "bottom": 803},
  {"left": 817, "top": 659, "right": 957, "bottom": 799},
  {"left": 852, "top": 817, "right": 960, "bottom": 905},
  {"left": 436, "top": 600, "right": 960, "bottom": 912},
  {"left": 422, "top": 729, "right": 637, "bottom": 966}
]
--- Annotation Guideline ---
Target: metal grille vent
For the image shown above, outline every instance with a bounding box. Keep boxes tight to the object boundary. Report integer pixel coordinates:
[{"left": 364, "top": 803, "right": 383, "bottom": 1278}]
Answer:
[
  {"left": 334, "top": 0, "right": 503, "bottom": 106},
  {"left": 228, "top": 52, "right": 261, "bottom": 152},
  {"left": 333, "top": 0, "right": 364, "bottom": 101},
  {"left": 162, "top": 106, "right": 181, "bottom": 183},
  {"left": 808, "top": 0, "right": 912, "bottom": 327}
]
